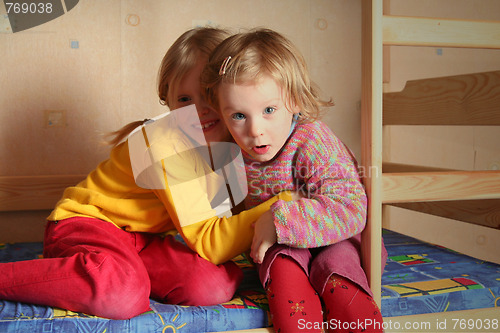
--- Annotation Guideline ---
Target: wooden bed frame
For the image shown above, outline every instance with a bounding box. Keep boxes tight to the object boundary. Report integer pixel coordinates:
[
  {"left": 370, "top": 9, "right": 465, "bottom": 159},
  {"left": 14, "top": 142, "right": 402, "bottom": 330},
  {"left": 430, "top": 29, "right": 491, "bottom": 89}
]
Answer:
[
  {"left": 1, "top": 1, "right": 499, "bottom": 331},
  {"left": 360, "top": 0, "right": 500, "bottom": 329}
]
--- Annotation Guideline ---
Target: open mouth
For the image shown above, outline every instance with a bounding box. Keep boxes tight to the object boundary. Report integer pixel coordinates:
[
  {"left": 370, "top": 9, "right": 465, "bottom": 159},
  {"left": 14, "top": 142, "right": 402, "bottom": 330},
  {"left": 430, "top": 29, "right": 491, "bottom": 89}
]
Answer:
[{"left": 252, "top": 145, "right": 270, "bottom": 155}]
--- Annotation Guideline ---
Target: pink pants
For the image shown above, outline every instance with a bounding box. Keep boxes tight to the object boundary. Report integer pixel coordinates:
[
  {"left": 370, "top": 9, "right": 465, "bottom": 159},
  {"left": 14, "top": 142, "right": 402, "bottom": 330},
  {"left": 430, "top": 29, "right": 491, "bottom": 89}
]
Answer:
[{"left": 0, "top": 217, "right": 242, "bottom": 319}]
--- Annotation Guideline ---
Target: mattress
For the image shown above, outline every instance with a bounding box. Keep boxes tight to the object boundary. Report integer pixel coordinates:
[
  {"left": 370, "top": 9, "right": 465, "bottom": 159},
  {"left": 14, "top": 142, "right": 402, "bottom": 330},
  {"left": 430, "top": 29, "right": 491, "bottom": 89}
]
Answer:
[
  {"left": 381, "top": 229, "right": 500, "bottom": 317},
  {"left": 1, "top": 229, "right": 499, "bottom": 332}
]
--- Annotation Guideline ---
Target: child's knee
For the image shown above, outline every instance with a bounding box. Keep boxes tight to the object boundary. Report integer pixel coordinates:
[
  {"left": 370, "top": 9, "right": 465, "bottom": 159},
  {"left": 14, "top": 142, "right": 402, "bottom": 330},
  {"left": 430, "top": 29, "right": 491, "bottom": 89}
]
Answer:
[
  {"left": 176, "top": 261, "right": 243, "bottom": 306},
  {"left": 89, "top": 278, "right": 151, "bottom": 319},
  {"left": 80, "top": 252, "right": 151, "bottom": 319},
  {"left": 183, "top": 283, "right": 232, "bottom": 306}
]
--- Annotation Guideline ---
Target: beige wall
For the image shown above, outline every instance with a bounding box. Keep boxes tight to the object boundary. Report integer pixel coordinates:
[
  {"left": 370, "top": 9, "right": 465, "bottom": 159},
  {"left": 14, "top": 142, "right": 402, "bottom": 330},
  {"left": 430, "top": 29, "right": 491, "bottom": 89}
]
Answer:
[
  {"left": 0, "top": 0, "right": 363, "bottom": 178},
  {"left": 383, "top": 0, "right": 500, "bottom": 264}
]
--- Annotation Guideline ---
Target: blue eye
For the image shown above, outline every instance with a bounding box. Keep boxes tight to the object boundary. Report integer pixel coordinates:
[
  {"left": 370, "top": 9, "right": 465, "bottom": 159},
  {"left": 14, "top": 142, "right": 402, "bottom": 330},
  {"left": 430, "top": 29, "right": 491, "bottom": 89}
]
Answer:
[
  {"left": 231, "top": 113, "right": 245, "bottom": 120},
  {"left": 264, "top": 107, "right": 275, "bottom": 114}
]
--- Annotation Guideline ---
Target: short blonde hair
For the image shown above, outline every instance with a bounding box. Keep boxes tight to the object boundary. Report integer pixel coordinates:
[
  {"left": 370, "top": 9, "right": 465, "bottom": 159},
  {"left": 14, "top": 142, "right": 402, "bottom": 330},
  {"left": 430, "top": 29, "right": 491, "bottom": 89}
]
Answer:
[
  {"left": 202, "top": 28, "right": 333, "bottom": 123},
  {"left": 108, "top": 27, "right": 229, "bottom": 146},
  {"left": 158, "top": 27, "right": 229, "bottom": 108}
]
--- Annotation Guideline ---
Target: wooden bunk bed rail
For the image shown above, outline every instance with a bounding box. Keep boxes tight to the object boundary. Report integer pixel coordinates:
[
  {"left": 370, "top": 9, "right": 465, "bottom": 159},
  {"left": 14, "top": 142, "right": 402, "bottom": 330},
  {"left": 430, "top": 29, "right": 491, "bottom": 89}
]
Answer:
[
  {"left": 383, "top": 170, "right": 500, "bottom": 203},
  {"left": 384, "top": 71, "right": 500, "bottom": 126},
  {"left": 0, "top": 175, "right": 85, "bottom": 212},
  {"left": 392, "top": 199, "right": 500, "bottom": 230},
  {"left": 361, "top": 0, "right": 384, "bottom": 307},
  {"left": 383, "top": 15, "right": 500, "bottom": 49},
  {"left": 381, "top": 69, "right": 500, "bottom": 231},
  {"left": 361, "top": 0, "right": 500, "bottom": 311}
]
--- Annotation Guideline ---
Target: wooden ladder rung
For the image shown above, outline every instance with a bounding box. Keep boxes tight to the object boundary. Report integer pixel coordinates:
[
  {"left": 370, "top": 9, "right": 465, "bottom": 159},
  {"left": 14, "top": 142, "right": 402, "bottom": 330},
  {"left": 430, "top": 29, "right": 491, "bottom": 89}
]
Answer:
[
  {"left": 383, "top": 162, "right": 456, "bottom": 173},
  {"left": 382, "top": 170, "right": 500, "bottom": 203},
  {"left": 383, "top": 15, "right": 500, "bottom": 49}
]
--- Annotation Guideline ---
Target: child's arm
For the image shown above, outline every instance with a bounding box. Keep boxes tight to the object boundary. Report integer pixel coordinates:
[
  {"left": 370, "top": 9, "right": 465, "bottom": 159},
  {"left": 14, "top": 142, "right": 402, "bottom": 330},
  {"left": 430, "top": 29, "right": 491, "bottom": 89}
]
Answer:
[
  {"left": 155, "top": 158, "right": 293, "bottom": 265},
  {"left": 178, "top": 192, "right": 291, "bottom": 265},
  {"left": 251, "top": 192, "right": 303, "bottom": 264},
  {"left": 272, "top": 124, "right": 367, "bottom": 249},
  {"left": 250, "top": 209, "right": 276, "bottom": 264}
]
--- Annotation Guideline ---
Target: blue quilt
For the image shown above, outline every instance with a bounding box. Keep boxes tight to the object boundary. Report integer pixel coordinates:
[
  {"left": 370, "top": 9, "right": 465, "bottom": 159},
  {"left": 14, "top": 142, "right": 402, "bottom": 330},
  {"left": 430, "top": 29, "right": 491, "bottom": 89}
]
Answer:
[
  {"left": 381, "top": 229, "right": 500, "bottom": 317},
  {"left": 1, "top": 230, "right": 499, "bottom": 332}
]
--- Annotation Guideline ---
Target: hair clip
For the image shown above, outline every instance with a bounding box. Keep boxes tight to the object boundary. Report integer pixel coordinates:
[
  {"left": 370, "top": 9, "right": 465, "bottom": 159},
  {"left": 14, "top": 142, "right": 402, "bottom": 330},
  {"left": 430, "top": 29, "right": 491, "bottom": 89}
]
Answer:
[{"left": 219, "top": 56, "right": 232, "bottom": 76}]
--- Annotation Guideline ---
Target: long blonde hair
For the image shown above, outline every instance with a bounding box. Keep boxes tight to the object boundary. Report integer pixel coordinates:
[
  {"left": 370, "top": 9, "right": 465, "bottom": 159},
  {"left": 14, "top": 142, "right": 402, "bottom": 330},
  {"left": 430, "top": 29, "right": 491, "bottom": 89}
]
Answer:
[
  {"left": 108, "top": 27, "right": 229, "bottom": 146},
  {"left": 202, "top": 28, "right": 333, "bottom": 123}
]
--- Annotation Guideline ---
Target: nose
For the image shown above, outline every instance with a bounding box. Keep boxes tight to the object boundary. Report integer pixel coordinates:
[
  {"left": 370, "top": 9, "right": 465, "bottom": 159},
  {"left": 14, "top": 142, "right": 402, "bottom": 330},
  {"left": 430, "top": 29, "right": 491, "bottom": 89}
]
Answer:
[
  {"left": 197, "top": 105, "right": 210, "bottom": 116},
  {"left": 196, "top": 97, "right": 213, "bottom": 117},
  {"left": 248, "top": 118, "right": 263, "bottom": 138}
]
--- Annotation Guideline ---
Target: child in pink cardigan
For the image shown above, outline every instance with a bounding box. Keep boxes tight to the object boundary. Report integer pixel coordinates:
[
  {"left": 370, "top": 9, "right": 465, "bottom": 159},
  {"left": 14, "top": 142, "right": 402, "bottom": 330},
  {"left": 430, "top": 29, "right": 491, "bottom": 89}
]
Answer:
[{"left": 203, "top": 28, "right": 385, "bottom": 332}]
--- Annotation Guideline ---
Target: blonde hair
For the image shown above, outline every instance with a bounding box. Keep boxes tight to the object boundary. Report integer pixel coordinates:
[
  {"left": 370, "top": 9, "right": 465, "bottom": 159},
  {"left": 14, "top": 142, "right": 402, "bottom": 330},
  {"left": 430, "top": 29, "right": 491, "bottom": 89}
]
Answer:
[
  {"left": 202, "top": 28, "right": 333, "bottom": 123},
  {"left": 108, "top": 27, "right": 229, "bottom": 146}
]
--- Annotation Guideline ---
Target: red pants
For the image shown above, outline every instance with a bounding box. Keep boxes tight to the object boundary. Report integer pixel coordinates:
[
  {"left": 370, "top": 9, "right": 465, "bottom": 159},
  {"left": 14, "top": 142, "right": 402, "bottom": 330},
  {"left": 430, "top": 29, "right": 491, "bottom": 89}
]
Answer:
[{"left": 0, "top": 217, "right": 242, "bottom": 319}]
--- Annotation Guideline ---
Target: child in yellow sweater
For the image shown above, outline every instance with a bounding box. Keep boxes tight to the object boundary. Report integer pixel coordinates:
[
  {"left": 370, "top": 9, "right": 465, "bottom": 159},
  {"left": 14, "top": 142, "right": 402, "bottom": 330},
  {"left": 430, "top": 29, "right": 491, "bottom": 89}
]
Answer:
[{"left": 0, "top": 27, "right": 291, "bottom": 320}]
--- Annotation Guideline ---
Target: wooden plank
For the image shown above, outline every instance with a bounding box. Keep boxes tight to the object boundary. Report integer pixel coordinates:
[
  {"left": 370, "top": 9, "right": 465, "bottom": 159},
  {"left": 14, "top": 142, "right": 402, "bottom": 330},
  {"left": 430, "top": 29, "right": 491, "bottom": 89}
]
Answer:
[
  {"left": 391, "top": 199, "right": 500, "bottom": 230},
  {"left": 383, "top": 170, "right": 500, "bottom": 203},
  {"left": 383, "top": 162, "right": 455, "bottom": 173},
  {"left": 383, "top": 71, "right": 500, "bottom": 125},
  {"left": 0, "top": 175, "right": 86, "bottom": 211},
  {"left": 361, "top": 0, "right": 384, "bottom": 307},
  {"left": 382, "top": 0, "right": 391, "bottom": 84},
  {"left": 383, "top": 15, "right": 500, "bottom": 49}
]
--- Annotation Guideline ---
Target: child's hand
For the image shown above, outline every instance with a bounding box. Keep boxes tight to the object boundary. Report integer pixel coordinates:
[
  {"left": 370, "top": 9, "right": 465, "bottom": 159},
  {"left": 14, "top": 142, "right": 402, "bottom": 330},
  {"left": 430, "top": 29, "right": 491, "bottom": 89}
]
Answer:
[{"left": 251, "top": 210, "right": 277, "bottom": 264}]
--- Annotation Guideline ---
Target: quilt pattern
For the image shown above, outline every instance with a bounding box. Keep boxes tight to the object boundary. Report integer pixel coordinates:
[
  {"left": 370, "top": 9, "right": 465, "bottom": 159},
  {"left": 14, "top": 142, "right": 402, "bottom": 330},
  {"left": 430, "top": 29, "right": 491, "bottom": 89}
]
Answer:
[{"left": 381, "top": 229, "right": 500, "bottom": 317}]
